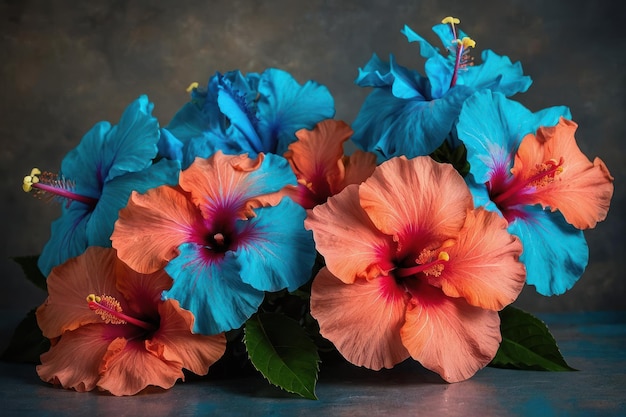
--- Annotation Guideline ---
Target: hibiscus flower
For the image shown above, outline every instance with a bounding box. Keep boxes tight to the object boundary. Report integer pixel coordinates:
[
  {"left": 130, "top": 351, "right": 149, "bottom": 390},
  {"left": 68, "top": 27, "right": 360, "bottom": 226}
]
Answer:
[
  {"left": 457, "top": 90, "right": 614, "bottom": 295},
  {"left": 306, "top": 156, "right": 526, "bottom": 382},
  {"left": 111, "top": 151, "right": 316, "bottom": 335},
  {"left": 160, "top": 68, "right": 335, "bottom": 168},
  {"left": 283, "top": 119, "right": 377, "bottom": 208},
  {"left": 36, "top": 246, "right": 226, "bottom": 396},
  {"left": 351, "top": 16, "right": 532, "bottom": 161},
  {"left": 23, "top": 95, "right": 180, "bottom": 276}
]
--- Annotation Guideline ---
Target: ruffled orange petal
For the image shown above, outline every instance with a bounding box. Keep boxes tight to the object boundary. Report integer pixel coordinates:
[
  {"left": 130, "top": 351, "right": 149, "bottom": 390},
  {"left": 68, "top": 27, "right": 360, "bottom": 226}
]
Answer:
[
  {"left": 286, "top": 120, "right": 352, "bottom": 196},
  {"left": 97, "top": 337, "right": 184, "bottom": 396},
  {"left": 513, "top": 118, "right": 614, "bottom": 229},
  {"left": 37, "top": 247, "right": 124, "bottom": 339},
  {"left": 338, "top": 150, "right": 377, "bottom": 191},
  {"left": 148, "top": 299, "right": 226, "bottom": 375},
  {"left": 359, "top": 156, "right": 472, "bottom": 241},
  {"left": 111, "top": 185, "right": 201, "bottom": 273},
  {"left": 114, "top": 262, "right": 173, "bottom": 318},
  {"left": 305, "top": 184, "right": 395, "bottom": 283},
  {"left": 310, "top": 267, "right": 410, "bottom": 370},
  {"left": 37, "top": 323, "right": 111, "bottom": 392},
  {"left": 181, "top": 152, "right": 285, "bottom": 219},
  {"left": 435, "top": 208, "right": 526, "bottom": 311},
  {"left": 401, "top": 283, "right": 501, "bottom": 382}
]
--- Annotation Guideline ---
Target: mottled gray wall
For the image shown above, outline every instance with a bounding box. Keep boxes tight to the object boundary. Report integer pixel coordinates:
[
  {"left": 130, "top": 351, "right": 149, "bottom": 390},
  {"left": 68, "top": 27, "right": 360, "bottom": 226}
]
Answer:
[{"left": 2, "top": 0, "right": 624, "bottom": 319}]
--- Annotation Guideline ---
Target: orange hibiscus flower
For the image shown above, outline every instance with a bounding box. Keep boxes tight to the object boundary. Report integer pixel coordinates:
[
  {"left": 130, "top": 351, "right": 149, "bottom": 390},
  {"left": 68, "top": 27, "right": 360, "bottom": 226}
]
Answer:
[
  {"left": 36, "top": 247, "right": 226, "bottom": 396},
  {"left": 306, "top": 156, "right": 526, "bottom": 382}
]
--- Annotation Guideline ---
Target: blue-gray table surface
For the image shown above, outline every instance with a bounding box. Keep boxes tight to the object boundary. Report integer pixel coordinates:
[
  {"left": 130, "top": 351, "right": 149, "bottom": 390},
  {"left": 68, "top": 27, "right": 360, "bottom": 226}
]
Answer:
[{"left": 1, "top": 311, "right": 625, "bottom": 417}]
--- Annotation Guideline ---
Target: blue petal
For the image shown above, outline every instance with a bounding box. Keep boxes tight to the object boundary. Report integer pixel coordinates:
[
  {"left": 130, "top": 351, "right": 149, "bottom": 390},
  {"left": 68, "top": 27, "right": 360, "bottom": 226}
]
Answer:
[
  {"left": 216, "top": 73, "right": 264, "bottom": 153},
  {"left": 87, "top": 159, "right": 180, "bottom": 248},
  {"left": 164, "top": 243, "right": 265, "bottom": 334},
  {"left": 352, "top": 85, "right": 474, "bottom": 161},
  {"left": 182, "top": 131, "right": 248, "bottom": 169},
  {"left": 355, "top": 53, "right": 397, "bottom": 88},
  {"left": 157, "top": 128, "right": 184, "bottom": 162},
  {"left": 235, "top": 198, "right": 315, "bottom": 292},
  {"left": 460, "top": 50, "right": 532, "bottom": 96},
  {"left": 38, "top": 205, "right": 90, "bottom": 276},
  {"left": 401, "top": 24, "right": 441, "bottom": 59},
  {"left": 457, "top": 90, "right": 571, "bottom": 183},
  {"left": 508, "top": 206, "right": 588, "bottom": 296},
  {"left": 256, "top": 68, "right": 335, "bottom": 155},
  {"left": 61, "top": 95, "right": 161, "bottom": 198},
  {"left": 244, "top": 153, "right": 298, "bottom": 196}
]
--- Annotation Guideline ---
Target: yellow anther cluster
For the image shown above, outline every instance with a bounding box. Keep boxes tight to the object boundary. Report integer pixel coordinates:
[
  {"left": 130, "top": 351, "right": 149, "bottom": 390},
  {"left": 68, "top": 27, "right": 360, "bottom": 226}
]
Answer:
[
  {"left": 186, "top": 82, "right": 199, "bottom": 93},
  {"left": 461, "top": 37, "right": 476, "bottom": 49},
  {"left": 22, "top": 168, "right": 41, "bottom": 192},
  {"left": 442, "top": 16, "right": 460, "bottom": 25},
  {"left": 86, "top": 294, "right": 101, "bottom": 303}
]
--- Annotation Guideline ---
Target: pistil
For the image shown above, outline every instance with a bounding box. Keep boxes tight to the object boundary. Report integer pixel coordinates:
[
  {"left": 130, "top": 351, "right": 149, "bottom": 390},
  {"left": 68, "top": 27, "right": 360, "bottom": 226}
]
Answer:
[
  {"left": 87, "top": 294, "right": 156, "bottom": 331},
  {"left": 23, "top": 168, "right": 98, "bottom": 208},
  {"left": 492, "top": 157, "right": 564, "bottom": 206},
  {"left": 395, "top": 251, "right": 449, "bottom": 278}
]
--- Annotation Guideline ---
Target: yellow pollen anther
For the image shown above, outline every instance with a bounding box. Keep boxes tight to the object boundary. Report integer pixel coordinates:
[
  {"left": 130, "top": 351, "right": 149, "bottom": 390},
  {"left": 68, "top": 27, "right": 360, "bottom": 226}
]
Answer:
[
  {"left": 438, "top": 251, "right": 450, "bottom": 262},
  {"left": 461, "top": 37, "right": 476, "bottom": 48},
  {"left": 442, "top": 16, "right": 460, "bottom": 25},
  {"left": 22, "top": 168, "right": 41, "bottom": 192},
  {"left": 86, "top": 294, "right": 101, "bottom": 303},
  {"left": 87, "top": 294, "right": 127, "bottom": 325},
  {"left": 186, "top": 82, "right": 199, "bottom": 93}
]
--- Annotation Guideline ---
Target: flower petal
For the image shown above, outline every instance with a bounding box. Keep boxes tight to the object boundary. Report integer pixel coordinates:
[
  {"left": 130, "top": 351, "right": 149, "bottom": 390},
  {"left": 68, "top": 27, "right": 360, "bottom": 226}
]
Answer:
[
  {"left": 401, "top": 283, "right": 501, "bottom": 382},
  {"left": 37, "top": 323, "right": 111, "bottom": 392},
  {"left": 36, "top": 247, "right": 124, "bottom": 339},
  {"left": 179, "top": 152, "right": 296, "bottom": 220},
  {"left": 149, "top": 299, "right": 226, "bottom": 376},
  {"left": 236, "top": 198, "right": 315, "bottom": 292},
  {"left": 256, "top": 68, "right": 335, "bottom": 154},
  {"left": 112, "top": 185, "right": 201, "bottom": 274},
  {"left": 310, "top": 268, "right": 410, "bottom": 370},
  {"left": 513, "top": 118, "right": 614, "bottom": 229},
  {"left": 359, "top": 156, "right": 472, "bottom": 241},
  {"left": 163, "top": 243, "right": 265, "bottom": 334},
  {"left": 97, "top": 337, "right": 184, "bottom": 396},
  {"left": 509, "top": 206, "right": 589, "bottom": 296},
  {"left": 437, "top": 208, "right": 526, "bottom": 310},
  {"left": 305, "top": 184, "right": 395, "bottom": 283},
  {"left": 285, "top": 119, "right": 352, "bottom": 199}
]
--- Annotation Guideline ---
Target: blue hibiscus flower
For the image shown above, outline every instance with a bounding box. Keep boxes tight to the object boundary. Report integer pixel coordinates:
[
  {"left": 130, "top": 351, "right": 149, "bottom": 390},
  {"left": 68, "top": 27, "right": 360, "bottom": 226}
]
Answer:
[
  {"left": 25, "top": 95, "right": 180, "bottom": 276},
  {"left": 351, "top": 17, "right": 532, "bottom": 161}
]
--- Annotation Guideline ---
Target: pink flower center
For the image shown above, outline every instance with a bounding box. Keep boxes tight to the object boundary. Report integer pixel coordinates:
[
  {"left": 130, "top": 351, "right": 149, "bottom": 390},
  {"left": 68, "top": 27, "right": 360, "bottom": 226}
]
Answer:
[
  {"left": 488, "top": 157, "right": 564, "bottom": 221},
  {"left": 87, "top": 294, "right": 156, "bottom": 332},
  {"left": 394, "top": 249, "right": 449, "bottom": 279},
  {"left": 23, "top": 168, "right": 98, "bottom": 208}
]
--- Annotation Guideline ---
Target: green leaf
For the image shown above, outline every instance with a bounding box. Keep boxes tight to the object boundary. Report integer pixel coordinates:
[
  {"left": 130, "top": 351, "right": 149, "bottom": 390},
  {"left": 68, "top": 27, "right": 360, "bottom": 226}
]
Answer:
[
  {"left": 1, "top": 308, "right": 49, "bottom": 363},
  {"left": 244, "top": 312, "right": 320, "bottom": 399},
  {"left": 490, "top": 306, "right": 576, "bottom": 371},
  {"left": 11, "top": 255, "right": 47, "bottom": 291}
]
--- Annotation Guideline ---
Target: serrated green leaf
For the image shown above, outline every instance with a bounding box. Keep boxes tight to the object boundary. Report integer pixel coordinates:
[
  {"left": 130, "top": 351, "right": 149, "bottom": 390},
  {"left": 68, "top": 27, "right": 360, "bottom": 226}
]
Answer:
[
  {"left": 244, "top": 313, "right": 320, "bottom": 399},
  {"left": 490, "top": 306, "right": 576, "bottom": 371},
  {"left": 1, "top": 308, "right": 49, "bottom": 363},
  {"left": 11, "top": 255, "right": 47, "bottom": 291}
]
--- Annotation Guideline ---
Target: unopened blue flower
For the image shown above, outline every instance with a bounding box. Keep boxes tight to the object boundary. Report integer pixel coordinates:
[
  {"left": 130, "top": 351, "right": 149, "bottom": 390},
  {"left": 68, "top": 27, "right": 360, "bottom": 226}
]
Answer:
[
  {"left": 25, "top": 95, "right": 180, "bottom": 276},
  {"left": 352, "top": 17, "right": 532, "bottom": 161},
  {"left": 162, "top": 68, "right": 335, "bottom": 168}
]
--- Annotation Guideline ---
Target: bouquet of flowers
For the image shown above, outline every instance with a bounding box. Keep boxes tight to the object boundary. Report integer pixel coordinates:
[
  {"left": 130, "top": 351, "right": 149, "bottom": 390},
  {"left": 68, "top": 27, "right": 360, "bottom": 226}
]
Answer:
[{"left": 6, "top": 17, "right": 614, "bottom": 398}]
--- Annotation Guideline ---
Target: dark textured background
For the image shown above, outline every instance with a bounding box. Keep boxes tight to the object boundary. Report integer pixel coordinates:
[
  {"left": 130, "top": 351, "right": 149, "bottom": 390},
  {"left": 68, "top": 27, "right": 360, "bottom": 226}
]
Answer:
[{"left": 1, "top": 0, "right": 624, "bottom": 320}]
